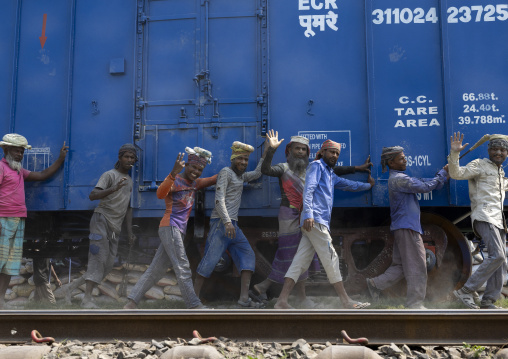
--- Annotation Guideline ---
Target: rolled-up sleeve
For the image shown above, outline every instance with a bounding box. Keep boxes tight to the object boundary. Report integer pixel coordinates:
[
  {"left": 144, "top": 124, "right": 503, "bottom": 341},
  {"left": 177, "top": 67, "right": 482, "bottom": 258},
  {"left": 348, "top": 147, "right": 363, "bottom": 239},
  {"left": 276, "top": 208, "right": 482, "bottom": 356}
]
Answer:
[
  {"left": 448, "top": 151, "right": 480, "bottom": 180},
  {"left": 301, "top": 163, "right": 320, "bottom": 221}
]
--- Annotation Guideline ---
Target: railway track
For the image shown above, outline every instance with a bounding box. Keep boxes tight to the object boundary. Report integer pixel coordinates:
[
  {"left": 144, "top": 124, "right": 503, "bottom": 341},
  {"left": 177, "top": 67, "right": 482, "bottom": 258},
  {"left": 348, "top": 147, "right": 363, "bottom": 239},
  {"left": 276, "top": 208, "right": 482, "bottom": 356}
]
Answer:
[{"left": 1, "top": 309, "right": 507, "bottom": 346}]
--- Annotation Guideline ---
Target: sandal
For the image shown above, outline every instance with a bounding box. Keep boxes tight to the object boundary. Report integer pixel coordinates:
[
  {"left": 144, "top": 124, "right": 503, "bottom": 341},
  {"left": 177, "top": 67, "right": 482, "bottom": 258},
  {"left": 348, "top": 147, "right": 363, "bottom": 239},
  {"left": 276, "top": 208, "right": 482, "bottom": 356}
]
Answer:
[
  {"left": 237, "top": 298, "right": 265, "bottom": 309},
  {"left": 480, "top": 299, "right": 502, "bottom": 309},
  {"left": 453, "top": 288, "right": 479, "bottom": 309},
  {"left": 249, "top": 290, "right": 268, "bottom": 304},
  {"left": 346, "top": 300, "right": 370, "bottom": 309},
  {"left": 252, "top": 285, "right": 269, "bottom": 302}
]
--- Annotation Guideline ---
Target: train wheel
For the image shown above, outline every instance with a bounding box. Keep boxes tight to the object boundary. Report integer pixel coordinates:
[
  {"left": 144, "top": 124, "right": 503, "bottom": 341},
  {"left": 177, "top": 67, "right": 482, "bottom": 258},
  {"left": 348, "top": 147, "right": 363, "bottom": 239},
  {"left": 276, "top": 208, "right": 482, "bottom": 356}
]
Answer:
[{"left": 420, "top": 212, "right": 471, "bottom": 301}]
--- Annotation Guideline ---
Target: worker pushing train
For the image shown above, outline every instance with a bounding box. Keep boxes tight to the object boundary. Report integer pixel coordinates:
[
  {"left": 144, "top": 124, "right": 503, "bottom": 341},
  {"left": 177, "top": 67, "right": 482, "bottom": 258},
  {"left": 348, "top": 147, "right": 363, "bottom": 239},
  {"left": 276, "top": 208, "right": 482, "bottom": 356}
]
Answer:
[
  {"left": 252, "top": 130, "right": 372, "bottom": 307},
  {"left": 365, "top": 146, "right": 449, "bottom": 309},
  {"left": 124, "top": 147, "right": 216, "bottom": 309},
  {"left": 0, "top": 133, "right": 68, "bottom": 309},
  {"left": 449, "top": 132, "right": 508, "bottom": 309},
  {"left": 61, "top": 144, "right": 137, "bottom": 308},
  {"left": 193, "top": 140, "right": 268, "bottom": 308},
  {"left": 274, "top": 139, "right": 374, "bottom": 309}
]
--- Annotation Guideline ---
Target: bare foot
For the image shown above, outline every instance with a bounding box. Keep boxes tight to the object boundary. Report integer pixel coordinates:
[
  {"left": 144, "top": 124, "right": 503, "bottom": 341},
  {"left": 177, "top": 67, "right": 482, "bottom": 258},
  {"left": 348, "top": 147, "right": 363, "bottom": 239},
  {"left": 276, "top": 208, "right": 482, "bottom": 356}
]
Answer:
[
  {"left": 123, "top": 300, "right": 137, "bottom": 309},
  {"left": 274, "top": 300, "right": 294, "bottom": 309}
]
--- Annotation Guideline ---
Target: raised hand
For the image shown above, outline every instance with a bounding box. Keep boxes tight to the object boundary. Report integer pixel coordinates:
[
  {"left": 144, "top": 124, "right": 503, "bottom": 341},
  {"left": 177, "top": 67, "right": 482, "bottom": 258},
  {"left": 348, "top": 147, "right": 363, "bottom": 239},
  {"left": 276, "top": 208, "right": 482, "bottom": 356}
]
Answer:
[
  {"left": 266, "top": 129, "right": 284, "bottom": 149},
  {"left": 450, "top": 132, "right": 469, "bottom": 153},
  {"left": 114, "top": 177, "right": 129, "bottom": 191},
  {"left": 170, "top": 152, "right": 185, "bottom": 177}
]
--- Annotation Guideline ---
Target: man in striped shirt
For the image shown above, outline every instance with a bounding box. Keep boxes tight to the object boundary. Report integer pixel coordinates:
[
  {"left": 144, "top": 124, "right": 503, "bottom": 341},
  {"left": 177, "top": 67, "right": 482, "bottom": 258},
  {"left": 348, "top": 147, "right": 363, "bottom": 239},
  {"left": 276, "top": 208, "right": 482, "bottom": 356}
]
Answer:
[{"left": 194, "top": 141, "right": 268, "bottom": 308}]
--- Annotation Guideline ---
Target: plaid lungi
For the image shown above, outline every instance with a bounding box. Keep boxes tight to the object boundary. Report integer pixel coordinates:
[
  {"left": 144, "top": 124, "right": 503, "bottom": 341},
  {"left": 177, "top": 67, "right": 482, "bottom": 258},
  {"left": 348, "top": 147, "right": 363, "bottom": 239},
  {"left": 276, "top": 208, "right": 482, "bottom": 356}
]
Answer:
[{"left": 0, "top": 217, "right": 25, "bottom": 275}]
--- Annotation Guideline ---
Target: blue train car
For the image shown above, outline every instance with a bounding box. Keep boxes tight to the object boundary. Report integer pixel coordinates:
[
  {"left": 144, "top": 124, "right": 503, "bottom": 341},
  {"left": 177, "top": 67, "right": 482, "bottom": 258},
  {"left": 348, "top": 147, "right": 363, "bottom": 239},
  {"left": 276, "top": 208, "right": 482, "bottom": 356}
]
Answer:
[{"left": 2, "top": 0, "right": 507, "bottom": 298}]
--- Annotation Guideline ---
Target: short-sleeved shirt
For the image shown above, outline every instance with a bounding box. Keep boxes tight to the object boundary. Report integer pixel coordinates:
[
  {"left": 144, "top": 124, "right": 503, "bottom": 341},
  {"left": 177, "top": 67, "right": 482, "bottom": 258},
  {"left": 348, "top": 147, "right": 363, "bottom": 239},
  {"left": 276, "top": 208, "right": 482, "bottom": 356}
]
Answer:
[
  {"left": 93, "top": 169, "right": 132, "bottom": 233},
  {"left": 0, "top": 158, "right": 31, "bottom": 217}
]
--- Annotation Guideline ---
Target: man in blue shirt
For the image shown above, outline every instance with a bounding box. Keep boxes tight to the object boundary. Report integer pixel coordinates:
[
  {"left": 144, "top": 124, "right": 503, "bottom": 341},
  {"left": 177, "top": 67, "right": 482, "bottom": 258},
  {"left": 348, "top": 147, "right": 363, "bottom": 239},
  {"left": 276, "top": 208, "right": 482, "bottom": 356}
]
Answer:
[
  {"left": 274, "top": 140, "right": 375, "bottom": 309},
  {"left": 366, "top": 146, "right": 448, "bottom": 309}
]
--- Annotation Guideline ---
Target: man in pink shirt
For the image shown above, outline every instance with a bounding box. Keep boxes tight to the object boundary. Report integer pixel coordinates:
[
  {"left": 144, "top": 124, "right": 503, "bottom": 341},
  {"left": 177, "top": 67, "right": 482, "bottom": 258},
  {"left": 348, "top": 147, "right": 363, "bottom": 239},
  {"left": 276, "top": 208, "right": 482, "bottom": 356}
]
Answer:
[{"left": 0, "top": 133, "right": 68, "bottom": 309}]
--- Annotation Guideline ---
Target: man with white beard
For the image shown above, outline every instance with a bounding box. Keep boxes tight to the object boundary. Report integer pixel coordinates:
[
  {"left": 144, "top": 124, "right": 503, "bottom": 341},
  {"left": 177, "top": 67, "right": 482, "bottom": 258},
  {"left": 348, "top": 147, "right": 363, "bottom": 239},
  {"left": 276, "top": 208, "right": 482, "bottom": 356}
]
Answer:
[
  {"left": 251, "top": 130, "right": 372, "bottom": 307},
  {"left": 0, "top": 133, "right": 68, "bottom": 309}
]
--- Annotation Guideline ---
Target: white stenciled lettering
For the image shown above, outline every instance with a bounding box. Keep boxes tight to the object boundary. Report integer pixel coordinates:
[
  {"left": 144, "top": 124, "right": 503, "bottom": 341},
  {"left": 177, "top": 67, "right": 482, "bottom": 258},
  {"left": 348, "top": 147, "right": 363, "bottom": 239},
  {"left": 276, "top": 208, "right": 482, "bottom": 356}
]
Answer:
[
  {"left": 311, "top": 0, "right": 323, "bottom": 10},
  {"left": 406, "top": 155, "right": 432, "bottom": 167},
  {"left": 394, "top": 107, "right": 438, "bottom": 116},
  {"left": 299, "top": 15, "right": 315, "bottom": 37},
  {"left": 394, "top": 95, "right": 440, "bottom": 128},
  {"left": 447, "top": 5, "right": 508, "bottom": 23},
  {"left": 394, "top": 119, "right": 440, "bottom": 127},
  {"left": 326, "top": 11, "right": 338, "bottom": 30},
  {"left": 301, "top": 133, "right": 328, "bottom": 140},
  {"left": 299, "top": 1, "right": 339, "bottom": 37},
  {"left": 312, "top": 15, "right": 326, "bottom": 31},
  {"left": 325, "top": 0, "right": 338, "bottom": 10},
  {"left": 299, "top": 0, "right": 310, "bottom": 10},
  {"left": 416, "top": 191, "right": 433, "bottom": 201},
  {"left": 373, "top": 8, "right": 438, "bottom": 25}
]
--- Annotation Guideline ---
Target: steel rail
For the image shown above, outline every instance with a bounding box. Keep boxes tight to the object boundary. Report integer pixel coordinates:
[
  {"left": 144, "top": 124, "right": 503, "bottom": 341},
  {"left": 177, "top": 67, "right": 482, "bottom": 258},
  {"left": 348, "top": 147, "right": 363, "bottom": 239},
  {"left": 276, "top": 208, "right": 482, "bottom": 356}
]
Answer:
[{"left": 1, "top": 309, "right": 507, "bottom": 346}]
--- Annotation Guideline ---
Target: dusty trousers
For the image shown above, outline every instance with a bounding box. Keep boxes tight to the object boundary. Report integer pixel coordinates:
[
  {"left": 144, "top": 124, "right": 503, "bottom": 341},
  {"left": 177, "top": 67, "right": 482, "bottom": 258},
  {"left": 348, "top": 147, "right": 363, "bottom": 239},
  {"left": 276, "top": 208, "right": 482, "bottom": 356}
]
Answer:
[
  {"left": 464, "top": 221, "right": 507, "bottom": 302},
  {"left": 128, "top": 226, "right": 202, "bottom": 308},
  {"left": 371, "top": 228, "right": 427, "bottom": 307}
]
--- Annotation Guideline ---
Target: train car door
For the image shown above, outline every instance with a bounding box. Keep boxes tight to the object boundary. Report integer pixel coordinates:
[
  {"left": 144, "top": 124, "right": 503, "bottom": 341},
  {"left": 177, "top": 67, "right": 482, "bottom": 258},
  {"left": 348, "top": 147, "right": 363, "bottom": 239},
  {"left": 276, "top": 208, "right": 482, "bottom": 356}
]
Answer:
[
  {"left": 267, "top": 0, "right": 372, "bottom": 209},
  {"left": 134, "top": 0, "right": 267, "bottom": 216},
  {"left": 366, "top": 0, "right": 450, "bottom": 208},
  {"left": 0, "top": 2, "right": 18, "bottom": 136},
  {"left": 6, "top": 0, "right": 74, "bottom": 211},
  {"left": 441, "top": 0, "right": 508, "bottom": 206}
]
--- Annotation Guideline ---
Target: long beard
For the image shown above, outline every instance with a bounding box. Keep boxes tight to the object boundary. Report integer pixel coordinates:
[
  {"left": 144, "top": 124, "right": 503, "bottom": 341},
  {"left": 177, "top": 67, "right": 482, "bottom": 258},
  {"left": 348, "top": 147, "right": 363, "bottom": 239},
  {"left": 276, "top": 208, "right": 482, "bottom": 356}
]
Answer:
[
  {"left": 6, "top": 153, "right": 22, "bottom": 172},
  {"left": 287, "top": 153, "right": 308, "bottom": 175}
]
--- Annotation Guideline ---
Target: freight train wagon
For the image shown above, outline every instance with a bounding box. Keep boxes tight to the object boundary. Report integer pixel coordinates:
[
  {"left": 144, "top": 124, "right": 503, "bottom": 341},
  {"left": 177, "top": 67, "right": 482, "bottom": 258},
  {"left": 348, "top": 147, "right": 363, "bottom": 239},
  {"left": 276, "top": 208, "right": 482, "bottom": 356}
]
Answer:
[{"left": 1, "top": 0, "right": 507, "bottom": 300}]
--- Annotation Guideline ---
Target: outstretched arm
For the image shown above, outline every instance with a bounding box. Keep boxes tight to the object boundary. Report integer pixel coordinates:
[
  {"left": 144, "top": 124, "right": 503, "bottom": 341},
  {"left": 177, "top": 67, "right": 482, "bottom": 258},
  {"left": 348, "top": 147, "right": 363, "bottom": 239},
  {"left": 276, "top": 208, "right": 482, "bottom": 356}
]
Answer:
[
  {"left": 391, "top": 169, "right": 448, "bottom": 194},
  {"left": 244, "top": 138, "right": 270, "bottom": 182},
  {"left": 25, "top": 142, "right": 68, "bottom": 182},
  {"left": 261, "top": 130, "right": 285, "bottom": 177},
  {"left": 334, "top": 156, "right": 372, "bottom": 176}
]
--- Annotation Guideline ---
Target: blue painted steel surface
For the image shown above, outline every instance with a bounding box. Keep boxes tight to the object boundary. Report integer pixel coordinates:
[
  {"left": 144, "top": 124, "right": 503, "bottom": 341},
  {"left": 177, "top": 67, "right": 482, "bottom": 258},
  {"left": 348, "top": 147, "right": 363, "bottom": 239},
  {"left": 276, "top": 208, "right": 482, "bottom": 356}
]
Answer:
[
  {"left": 1, "top": 0, "right": 507, "bottom": 218},
  {"left": 441, "top": 0, "right": 508, "bottom": 206}
]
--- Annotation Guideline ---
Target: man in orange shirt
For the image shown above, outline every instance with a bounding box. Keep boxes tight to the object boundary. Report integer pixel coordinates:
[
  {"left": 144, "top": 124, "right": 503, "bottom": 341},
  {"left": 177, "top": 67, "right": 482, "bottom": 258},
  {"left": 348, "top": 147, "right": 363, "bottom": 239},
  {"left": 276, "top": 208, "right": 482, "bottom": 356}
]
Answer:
[{"left": 124, "top": 147, "right": 216, "bottom": 309}]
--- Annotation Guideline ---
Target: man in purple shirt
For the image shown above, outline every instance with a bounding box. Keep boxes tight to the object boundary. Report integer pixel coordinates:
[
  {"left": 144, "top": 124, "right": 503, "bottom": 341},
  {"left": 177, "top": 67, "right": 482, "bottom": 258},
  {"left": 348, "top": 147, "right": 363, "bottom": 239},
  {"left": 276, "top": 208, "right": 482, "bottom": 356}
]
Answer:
[
  {"left": 274, "top": 140, "right": 375, "bottom": 309},
  {"left": 366, "top": 146, "right": 448, "bottom": 309}
]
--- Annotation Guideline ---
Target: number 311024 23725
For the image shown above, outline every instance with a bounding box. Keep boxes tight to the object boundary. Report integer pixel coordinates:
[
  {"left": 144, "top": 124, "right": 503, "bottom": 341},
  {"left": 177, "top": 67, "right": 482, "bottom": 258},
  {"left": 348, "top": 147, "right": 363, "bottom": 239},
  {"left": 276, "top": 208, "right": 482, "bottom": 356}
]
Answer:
[{"left": 371, "top": 5, "right": 508, "bottom": 25}]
